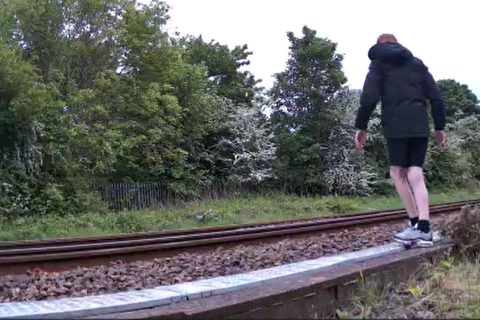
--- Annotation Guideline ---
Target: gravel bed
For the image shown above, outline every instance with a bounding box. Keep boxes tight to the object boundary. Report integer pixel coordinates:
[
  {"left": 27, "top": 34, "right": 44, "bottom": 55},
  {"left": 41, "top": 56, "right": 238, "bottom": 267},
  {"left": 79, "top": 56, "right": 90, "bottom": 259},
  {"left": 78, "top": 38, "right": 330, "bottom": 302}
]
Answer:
[{"left": 0, "top": 219, "right": 446, "bottom": 302}]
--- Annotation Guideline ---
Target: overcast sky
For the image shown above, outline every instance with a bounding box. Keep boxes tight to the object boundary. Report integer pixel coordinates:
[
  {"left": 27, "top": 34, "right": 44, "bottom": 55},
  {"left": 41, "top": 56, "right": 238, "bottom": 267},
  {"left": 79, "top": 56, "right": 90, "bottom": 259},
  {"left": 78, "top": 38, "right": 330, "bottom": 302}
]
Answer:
[{"left": 154, "top": 0, "right": 480, "bottom": 97}]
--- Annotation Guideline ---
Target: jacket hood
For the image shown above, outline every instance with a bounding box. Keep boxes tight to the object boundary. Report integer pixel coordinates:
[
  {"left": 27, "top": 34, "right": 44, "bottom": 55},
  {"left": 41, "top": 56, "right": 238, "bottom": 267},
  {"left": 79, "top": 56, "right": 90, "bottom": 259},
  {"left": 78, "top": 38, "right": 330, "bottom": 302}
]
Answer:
[{"left": 368, "top": 43, "right": 413, "bottom": 66}]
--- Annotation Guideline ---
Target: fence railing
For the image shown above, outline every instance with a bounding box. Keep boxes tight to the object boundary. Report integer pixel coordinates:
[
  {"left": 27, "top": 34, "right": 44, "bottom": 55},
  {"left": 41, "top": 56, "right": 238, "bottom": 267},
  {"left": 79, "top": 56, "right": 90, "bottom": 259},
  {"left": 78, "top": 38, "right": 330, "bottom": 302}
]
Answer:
[
  {"left": 93, "top": 180, "right": 332, "bottom": 211},
  {"left": 95, "top": 182, "right": 171, "bottom": 211},
  {"left": 94, "top": 181, "right": 264, "bottom": 211}
]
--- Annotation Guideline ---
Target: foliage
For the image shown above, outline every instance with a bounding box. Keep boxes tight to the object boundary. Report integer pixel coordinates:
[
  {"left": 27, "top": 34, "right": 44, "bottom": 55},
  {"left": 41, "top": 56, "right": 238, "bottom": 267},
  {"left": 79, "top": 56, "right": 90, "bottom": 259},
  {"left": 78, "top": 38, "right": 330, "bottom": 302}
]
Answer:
[
  {"left": 270, "top": 26, "right": 348, "bottom": 194},
  {"left": 323, "top": 90, "right": 376, "bottom": 196},
  {"left": 425, "top": 81, "right": 480, "bottom": 188},
  {"left": 440, "top": 204, "right": 480, "bottom": 259},
  {"left": 0, "top": 1, "right": 478, "bottom": 217},
  {"left": 337, "top": 256, "right": 480, "bottom": 319},
  {"left": 0, "top": 0, "right": 270, "bottom": 216},
  {"left": 323, "top": 125, "right": 374, "bottom": 196},
  {"left": 226, "top": 106, "right": 276, "bottom": 184},
  {"left": 1, "top": 189, "right": 477, "bottom": 241},
  {"left": 182, "top": 36, "right": 260, "bottom": 107},
  {"left": 437, "top": 79, "right": 479, "bottom": 120},
  {"left": 340, "top": 204, "right": 480, "bottom": 319}
]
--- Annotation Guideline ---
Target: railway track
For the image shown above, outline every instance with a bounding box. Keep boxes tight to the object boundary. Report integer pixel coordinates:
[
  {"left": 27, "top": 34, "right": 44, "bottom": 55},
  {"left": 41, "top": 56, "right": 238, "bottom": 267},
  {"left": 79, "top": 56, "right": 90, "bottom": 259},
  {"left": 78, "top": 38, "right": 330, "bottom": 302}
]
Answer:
[{"left": 0, "top": 199, "right": 477, "bottom": 275}]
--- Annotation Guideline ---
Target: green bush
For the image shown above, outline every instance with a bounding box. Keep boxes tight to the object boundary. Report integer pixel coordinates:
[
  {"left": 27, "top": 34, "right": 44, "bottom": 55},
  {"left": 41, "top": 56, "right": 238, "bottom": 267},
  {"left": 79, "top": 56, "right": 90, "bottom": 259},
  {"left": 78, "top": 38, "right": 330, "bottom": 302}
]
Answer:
[
  {"left": 0, "top": 169, "right": 107, "bottom": 217},
  {"left": 111, "top": 211, "right": 150, "bottom": 233},
  {"left": 440, "top": 204, "right": 480, "bottom": 259},
  {"left": 325, "top": 197, "right": 356, "bottom": 213}
]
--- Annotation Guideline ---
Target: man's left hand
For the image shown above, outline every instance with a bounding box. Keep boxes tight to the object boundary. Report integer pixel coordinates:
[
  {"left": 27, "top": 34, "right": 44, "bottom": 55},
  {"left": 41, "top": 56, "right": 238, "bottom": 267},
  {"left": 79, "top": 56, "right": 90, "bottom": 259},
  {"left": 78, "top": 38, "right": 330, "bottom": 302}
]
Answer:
[
  {"left": 434, "top": 130, "right": 447, "bottom": 151},
  {"left": 355, "top": 130, "right": 367, "bottom": 150}
]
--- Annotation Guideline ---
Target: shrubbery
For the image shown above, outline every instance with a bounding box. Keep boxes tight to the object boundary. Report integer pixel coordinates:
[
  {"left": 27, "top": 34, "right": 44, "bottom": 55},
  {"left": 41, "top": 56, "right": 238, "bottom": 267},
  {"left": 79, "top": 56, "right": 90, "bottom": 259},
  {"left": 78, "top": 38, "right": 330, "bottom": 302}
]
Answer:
[{"left": 0, "top": 1, "right": 478, "bottom": 215}]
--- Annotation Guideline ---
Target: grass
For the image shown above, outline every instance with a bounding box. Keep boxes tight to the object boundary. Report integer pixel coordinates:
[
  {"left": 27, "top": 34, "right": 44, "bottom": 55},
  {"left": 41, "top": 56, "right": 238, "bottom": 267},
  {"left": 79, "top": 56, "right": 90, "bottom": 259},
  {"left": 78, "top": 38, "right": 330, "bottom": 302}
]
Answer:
[
  {"left": 337, "top": 257, "right": 480, "bottom": 319},
  {"left": 0, "top": 188, "right": 479, "bottom": 242},
  {"left": 337, "top": 203, "right": 480, "bottom": 319}
]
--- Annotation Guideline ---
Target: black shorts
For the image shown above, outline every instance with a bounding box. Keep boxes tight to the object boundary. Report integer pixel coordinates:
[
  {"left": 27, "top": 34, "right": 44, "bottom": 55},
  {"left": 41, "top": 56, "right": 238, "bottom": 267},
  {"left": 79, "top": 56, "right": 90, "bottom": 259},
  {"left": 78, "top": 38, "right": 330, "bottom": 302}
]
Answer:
[{"left": 387, "top": 138, "right": 428, "bottom": 167}]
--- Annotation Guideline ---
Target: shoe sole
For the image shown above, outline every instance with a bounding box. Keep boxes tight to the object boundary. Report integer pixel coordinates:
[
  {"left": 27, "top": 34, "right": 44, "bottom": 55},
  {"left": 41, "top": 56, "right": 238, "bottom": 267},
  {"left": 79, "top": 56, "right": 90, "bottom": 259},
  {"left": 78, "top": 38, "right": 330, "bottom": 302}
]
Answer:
[
  {"left": 394, "top": 237, "right": 415, "bottom": 246},
  {"left": 393, "top": 236, "right": 416, "bottom": 243},
  {"left": 416, "top": 239, "right": 434, "bottom": 247},
  {"left": 393, "top": 237, "right": 433, "bottom": 248}
]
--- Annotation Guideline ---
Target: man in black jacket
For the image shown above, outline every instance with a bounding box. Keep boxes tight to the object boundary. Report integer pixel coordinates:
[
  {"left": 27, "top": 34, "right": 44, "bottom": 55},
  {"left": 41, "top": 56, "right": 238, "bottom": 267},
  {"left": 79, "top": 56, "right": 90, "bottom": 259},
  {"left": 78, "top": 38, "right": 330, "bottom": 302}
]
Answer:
[{"left": 354, "top": 34, "right": 446, "bottom": 247}]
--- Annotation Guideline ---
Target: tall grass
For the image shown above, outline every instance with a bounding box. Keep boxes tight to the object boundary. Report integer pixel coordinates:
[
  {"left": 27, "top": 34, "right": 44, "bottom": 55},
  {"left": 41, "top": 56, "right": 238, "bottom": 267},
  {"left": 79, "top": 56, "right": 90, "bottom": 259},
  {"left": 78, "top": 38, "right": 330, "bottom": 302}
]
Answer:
[
  {"left": 0, "top": 189, "right": 478, "bottom": 241},
  {"left": 337, "top": 257, "right": 480, "bottom": 319}
]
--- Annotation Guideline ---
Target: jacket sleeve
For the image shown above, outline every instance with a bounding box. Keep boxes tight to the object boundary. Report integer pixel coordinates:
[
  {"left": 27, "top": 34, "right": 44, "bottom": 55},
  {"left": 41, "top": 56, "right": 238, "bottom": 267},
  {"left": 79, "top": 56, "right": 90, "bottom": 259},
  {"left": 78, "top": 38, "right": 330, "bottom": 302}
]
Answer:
[
  {"left": 424, "top": 71, "right": 446, "bottom": 131},
  {"left": 355, "top": 61, "right": 382, "bottom": 130}
]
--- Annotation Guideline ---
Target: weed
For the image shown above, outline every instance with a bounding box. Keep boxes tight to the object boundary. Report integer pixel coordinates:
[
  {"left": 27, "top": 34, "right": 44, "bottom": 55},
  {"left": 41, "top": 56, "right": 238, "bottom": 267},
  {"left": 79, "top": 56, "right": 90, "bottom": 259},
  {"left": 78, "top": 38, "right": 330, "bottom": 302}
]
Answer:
[
  {"left": 325, "top": 197, "right": 356, "bottom": 213},
  {"left": 0, "top": 189, "right": 478, "bottom": 241},
  {"left": 338, "top": 210, "right": 480, "bottom": 319},
  {"left": 440, "top": 204, "right": 480, "bottom": 258},
  {"left": 193, "top": 209, "right": 220, "bottom": 223}
]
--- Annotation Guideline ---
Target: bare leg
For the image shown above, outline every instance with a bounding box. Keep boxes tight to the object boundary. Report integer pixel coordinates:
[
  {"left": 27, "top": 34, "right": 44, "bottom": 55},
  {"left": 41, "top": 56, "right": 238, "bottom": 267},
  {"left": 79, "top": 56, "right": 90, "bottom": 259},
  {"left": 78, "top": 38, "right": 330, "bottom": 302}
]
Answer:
[
  {"left": 390, "top": 166, "right": 419, "bottom": 219},
  {"left": 406, "top": 166, "right": 429, "bottom": 221}
]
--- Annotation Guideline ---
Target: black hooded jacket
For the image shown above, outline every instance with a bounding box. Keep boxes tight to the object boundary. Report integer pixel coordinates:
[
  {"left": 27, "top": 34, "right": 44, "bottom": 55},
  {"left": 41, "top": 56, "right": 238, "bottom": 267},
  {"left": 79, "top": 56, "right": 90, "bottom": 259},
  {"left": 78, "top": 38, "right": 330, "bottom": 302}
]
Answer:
[{"left": 355, "top": 42, "right": 446, "bottom": 138}]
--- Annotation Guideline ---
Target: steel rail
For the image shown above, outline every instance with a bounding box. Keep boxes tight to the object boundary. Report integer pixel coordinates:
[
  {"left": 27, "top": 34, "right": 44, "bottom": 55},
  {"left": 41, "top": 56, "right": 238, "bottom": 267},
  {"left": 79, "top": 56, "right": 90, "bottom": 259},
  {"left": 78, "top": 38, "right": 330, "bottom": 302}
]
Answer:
[{"left": 0, "top": 199, "right": 476, "bottom": 275}]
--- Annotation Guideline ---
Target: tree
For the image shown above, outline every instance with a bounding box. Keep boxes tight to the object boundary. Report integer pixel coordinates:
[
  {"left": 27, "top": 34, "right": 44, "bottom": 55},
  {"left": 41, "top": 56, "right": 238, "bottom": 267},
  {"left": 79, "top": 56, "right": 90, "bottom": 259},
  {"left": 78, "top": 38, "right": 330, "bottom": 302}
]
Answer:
[
  {"left": 182, "top": 36, "right": 260, "bottom": 107},
  {"left": 226, "top": 106, "right": 276, "bottom": 184},
  {"left": 65, "top": 1, "right": 233, "bottom": 196},
  {"left": 0, "top": 44, "right": 55, "bottom": 174},
  {"left": 270, "top": 26, "right": 347, "bottom": 194},
  {"left": 179, "top": 35, "right": 270, "bottom": 194},
  {"left": 0, "top": 43, "right": 70, "bottom": 215},
  {"left": 322, "top": 90, "right": 375, "bottom": 196},
  {"left": 5, "top": 0, "right": 125, "bottom": 92},
  {"left": 424, "top": 81, "right": 480, "bottom": 188},
  {"left": 437, "top": 79, "right": 479, "bottom": 120},
  {"left": 453, "top": 114, "right": 480, "bottom": 180},
  {"left": 323, "top": 126, "right": 374, "bottom": 196}
]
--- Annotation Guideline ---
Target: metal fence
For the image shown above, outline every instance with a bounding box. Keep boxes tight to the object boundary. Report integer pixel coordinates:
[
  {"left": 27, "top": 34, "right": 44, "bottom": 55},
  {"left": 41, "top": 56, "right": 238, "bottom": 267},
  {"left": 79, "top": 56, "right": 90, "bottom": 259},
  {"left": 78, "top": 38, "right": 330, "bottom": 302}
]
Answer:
[
  {"left": 96, "top": 182, "right": 171, "bottom": 211},
  {"left": 95, "top": 181, "right": 264, "bottom": 211}
]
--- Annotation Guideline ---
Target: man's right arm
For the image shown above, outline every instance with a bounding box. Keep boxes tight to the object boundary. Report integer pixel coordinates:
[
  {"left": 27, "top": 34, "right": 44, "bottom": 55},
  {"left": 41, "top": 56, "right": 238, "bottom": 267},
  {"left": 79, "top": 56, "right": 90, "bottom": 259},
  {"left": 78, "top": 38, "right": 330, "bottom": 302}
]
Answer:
[{"left": 355, "top": 61, "right": 382, "bottom": 131}]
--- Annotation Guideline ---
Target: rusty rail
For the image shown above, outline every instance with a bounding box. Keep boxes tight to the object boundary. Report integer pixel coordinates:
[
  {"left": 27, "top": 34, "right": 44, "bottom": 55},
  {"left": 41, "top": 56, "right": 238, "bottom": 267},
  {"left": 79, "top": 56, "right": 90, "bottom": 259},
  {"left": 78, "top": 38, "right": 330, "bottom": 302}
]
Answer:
[{"left": 0, "top": 199, "right": 477, "bottom": 275}]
